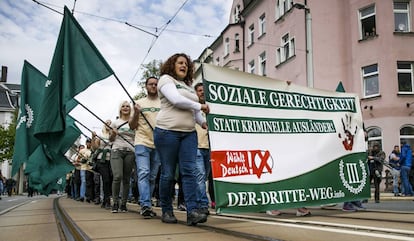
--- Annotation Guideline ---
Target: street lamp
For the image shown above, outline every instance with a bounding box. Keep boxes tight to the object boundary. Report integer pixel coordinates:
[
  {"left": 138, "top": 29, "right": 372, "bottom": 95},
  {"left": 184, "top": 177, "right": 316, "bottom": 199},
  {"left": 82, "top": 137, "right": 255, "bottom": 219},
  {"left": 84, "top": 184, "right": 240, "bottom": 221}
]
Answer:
[{"left": 293, "top": 2, "right": 314, "bottom": 88}]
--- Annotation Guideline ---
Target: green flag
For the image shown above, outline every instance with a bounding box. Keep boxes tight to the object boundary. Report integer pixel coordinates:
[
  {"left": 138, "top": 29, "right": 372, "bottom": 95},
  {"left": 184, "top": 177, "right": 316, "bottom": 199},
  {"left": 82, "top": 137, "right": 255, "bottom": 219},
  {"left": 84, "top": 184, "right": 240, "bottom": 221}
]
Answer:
[
  {"left": 25, "top": 115, "right": 80, "bottom": 194},
  {"left": 25, "top": 144, "right": 74, "bottom": 195},
  {"left": 53, "top": 115, "right": 82, "bottom": 155},
  {"left": 34, "top": 6, "right": 114, "bottom": 148},
  {"left": 11, "top": 61, "right": 47, "bottom": 176},
  {"left": 66, "top": 98, "right": 78, "bottom": 113}
]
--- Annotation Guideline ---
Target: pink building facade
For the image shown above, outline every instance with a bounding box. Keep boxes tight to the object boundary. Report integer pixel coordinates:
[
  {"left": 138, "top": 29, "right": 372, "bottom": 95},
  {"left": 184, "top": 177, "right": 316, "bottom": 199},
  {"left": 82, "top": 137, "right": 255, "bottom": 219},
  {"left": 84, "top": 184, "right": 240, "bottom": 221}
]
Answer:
[{"left": 196, "top": 0, "right": 414, "bottom": 155}]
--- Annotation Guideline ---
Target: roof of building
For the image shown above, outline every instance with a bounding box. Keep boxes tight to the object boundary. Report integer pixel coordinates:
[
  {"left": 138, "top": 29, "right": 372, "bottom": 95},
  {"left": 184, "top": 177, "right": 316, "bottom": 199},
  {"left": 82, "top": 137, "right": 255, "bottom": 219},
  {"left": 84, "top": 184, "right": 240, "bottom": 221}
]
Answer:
[
  {"left": 0, "top": 84, "right": 18, "bottom": 110},
  {"left": 3, "top": 83, "right": 21, "bottom": 93}
]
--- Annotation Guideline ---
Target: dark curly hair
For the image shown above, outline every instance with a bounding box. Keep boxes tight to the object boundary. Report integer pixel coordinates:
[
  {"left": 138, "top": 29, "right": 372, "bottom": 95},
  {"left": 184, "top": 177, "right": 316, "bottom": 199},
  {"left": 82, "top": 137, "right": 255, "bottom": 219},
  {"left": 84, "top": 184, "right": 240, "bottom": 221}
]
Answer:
[{"left": 160, "top": 53, "right": 194, "bottom": 86}]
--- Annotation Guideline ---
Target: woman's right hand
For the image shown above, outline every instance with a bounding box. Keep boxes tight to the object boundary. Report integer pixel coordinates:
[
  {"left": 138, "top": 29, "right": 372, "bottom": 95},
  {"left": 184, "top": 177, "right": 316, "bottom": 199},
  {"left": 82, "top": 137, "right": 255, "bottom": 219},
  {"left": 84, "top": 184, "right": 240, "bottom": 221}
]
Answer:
[{"left": 201, "top": 104, "right": 210, "bottom": 114}]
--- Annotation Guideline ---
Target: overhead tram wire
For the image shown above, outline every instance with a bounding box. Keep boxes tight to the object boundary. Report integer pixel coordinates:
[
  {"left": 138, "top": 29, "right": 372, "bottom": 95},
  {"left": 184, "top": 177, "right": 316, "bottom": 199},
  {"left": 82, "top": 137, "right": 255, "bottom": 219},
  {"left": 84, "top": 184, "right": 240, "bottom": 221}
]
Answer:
[
  {"left": 33, "top": 0, "right": 191, "bottom": 99},
  {"left": 128, "top": 0, "right": 190, "bottom": 85},
  {"left": 32, "top": 1, "right": 308, "bottom": 100},
  {"left": 32, "top": 0, "right": 62, "bottom": 15},
  {"left": 125, "top": 22, "right": 158, "bottom": 37},
  {"left": 32, "top": 0, "right": 154, "bottom": 134},
  {"left": 32, "top": 1, "right": 302, "bottom": 53},
  {"left": 32, "top": 1, "right": 304, "bottom": 53}
]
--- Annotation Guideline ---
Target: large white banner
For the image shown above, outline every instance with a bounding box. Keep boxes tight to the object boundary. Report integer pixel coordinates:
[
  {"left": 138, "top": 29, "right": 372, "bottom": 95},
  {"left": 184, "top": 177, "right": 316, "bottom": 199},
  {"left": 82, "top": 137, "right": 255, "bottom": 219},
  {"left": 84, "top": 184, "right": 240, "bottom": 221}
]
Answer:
[{"left": 202, "top": 64, "right": 370, "bottom": 214}]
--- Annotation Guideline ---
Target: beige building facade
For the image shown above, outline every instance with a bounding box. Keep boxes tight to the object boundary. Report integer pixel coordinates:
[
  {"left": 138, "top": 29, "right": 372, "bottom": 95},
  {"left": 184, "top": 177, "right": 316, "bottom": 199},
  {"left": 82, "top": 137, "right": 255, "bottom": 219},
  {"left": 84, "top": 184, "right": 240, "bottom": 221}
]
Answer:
[{"left": 196, "top": 0, "right": 414, "bottom": 155}]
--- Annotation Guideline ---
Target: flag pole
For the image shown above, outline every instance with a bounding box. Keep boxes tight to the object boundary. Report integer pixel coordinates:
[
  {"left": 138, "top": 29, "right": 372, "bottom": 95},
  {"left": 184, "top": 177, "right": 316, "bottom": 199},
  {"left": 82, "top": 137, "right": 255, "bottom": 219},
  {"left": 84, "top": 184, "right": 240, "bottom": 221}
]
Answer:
[
  {"left": 113, "top": 73, "right": 136, "bottom": 104},
  {"left": 112, "top": 73, "right": 154, "bottom": 130},
  {"left": 72, "top": 117, "right": 108, "bottom": 145},
  {"left": 75, "top": 101, "right": 134, "bottom": 147}
]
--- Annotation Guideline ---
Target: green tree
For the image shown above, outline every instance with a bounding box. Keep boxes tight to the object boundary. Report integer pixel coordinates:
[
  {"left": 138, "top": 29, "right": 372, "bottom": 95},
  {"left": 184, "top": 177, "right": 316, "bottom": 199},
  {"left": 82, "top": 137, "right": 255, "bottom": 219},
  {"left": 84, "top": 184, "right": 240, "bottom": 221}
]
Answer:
[
  {"left": 134, "top": 59, "right": 162, "bottom": 100},
  {"left": 0, "top": 109, "right": 17, "bottom": 162}
]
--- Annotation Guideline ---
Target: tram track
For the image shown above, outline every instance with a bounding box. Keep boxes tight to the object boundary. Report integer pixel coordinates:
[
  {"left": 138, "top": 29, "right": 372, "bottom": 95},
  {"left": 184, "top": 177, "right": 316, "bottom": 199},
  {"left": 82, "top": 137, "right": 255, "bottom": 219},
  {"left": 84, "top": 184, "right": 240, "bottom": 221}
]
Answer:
[
  {"left": 208, "top": 209, "right": 414, "bottom": 241},
  {"left": 53, "top": 196, "right": 414, "bottom": 241},
  {"left": 53, "top": 197, "right": 91, "bottom": 241}
]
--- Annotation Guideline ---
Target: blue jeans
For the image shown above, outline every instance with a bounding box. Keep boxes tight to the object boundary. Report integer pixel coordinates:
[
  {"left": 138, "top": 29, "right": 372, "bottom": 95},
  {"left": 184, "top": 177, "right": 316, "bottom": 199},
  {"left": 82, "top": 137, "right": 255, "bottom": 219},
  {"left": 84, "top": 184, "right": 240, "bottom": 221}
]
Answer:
[
  {"left": 390, "top": 168, "right": 400, "bottom": 194},
  {"left": 135, "top": 145, "right": 161, "bottom": 208},
  {"left": 195, "top": 148, "right": 210, "bottom": 208},
  {"left": 401, "top": 166, "right": 413, "bottom": 195},
  {"left": 154, "top": 127, "right": 198, "bottom": 215},
  {"left": 80, "top": 170, "right": 86, "bottom": 198}
]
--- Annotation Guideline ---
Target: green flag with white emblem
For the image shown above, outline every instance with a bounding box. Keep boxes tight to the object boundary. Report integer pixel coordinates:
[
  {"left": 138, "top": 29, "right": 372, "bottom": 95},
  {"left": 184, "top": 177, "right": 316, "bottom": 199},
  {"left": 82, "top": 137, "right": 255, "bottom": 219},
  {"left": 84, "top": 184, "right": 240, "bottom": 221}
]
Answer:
[
  {"left": 34, "top": 6, "right": 114, "bottom": 151},
  {"left": 11, "top": 61, "right": 47, "bottom": 176}
]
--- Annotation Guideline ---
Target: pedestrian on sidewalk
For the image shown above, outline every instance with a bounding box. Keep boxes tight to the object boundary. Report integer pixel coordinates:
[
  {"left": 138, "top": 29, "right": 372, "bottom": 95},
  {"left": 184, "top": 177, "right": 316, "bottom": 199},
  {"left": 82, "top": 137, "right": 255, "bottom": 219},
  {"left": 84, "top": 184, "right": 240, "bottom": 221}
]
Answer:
[
  {"left": 388, "top": 145, "right": 401, "bottom": 196},
  {"left": 368, "top": 143, "right": 385, "bottom": 203},
  {"left": 400, "top": 142, "right": 413, "bottom": 196}
]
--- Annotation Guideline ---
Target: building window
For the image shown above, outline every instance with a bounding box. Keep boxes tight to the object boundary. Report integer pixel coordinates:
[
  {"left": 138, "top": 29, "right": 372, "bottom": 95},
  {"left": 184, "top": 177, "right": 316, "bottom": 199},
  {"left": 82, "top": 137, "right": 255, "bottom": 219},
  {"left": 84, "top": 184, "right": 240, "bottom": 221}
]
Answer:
[
  {"left": 259, "top": 52, "right": 266, "bottom": 76},
  {"left": 397, "top": 62, "right": 414, "bottom": 93},
  {"left": 362, "top": 64, "right": 379, "bottom": 97},
  {"left": 234, "top": 33, "right": 240, "bottom": 52},
  {"left": 367, "top": 127, "right": 382, "bottom": 150},
  {"left": 248, "top": 24, "right": 255, "bottom": 46},
  {"left": 277, "top": 33, "right": 295, "bottom": 64},
  {"left": 233, "top": 4, "right": 241, "bottom": 23},
  {"left": 215, "top": 57, "right": 220, "bottom": 66},
  {"left": 276, "top": 0, "right": 293, "bottom": 19},
  {"left": 359, "top": 5, "right": 376, "bottom": 39},
  {"left": 259, "top": 13, "right": 266, "bottom": 37},
  {"left": 400, "top": 125, "right": 414, "bottom": 149},
  {"left": 224, "top": 37, "right": 230, "bottom": 57},
  {"left": 394, "top": 1, "right": 410, "bottom": 32},
  {"left": 248, "top": 60, "right": 255, "bottom": 74}
]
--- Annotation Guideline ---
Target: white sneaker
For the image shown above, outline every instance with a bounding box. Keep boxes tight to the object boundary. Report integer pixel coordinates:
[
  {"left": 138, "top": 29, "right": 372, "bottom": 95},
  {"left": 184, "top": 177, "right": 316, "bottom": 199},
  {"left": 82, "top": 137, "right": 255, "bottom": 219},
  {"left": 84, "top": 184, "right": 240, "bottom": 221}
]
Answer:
[{"left": 266, "top": 210, "right": 281, "bottom": 216}]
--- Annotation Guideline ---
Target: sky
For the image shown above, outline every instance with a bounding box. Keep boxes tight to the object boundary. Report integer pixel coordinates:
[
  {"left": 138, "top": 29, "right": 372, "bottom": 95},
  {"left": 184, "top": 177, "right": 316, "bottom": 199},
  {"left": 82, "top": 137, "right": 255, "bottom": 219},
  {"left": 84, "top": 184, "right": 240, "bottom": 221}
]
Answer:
[{"left": 0, "top": 0, "right": 232, "bottom": 139}]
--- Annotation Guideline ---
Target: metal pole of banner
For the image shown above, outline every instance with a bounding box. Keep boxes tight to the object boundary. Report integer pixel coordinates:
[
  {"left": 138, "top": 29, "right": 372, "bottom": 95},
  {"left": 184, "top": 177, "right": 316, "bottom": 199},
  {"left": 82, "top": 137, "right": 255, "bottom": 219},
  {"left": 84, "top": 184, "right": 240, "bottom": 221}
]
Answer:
[
  {"left": 72, "top": 117, "right": 108, "bottom": 145},
  {"left": 75, "top": 101, "right": 134, "bottom": 147},
  {"left": 112, "top": 73, "right": 154, "bottom": 130}
]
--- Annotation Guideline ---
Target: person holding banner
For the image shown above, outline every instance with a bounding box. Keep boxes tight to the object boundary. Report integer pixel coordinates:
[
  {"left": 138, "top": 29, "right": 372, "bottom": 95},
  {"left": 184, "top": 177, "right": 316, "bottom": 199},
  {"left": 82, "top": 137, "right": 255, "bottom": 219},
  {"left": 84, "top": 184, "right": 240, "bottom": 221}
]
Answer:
[
  {"left": 154, "top": 53, "right": 209, "bottom": 226},
  {"left": 109, "top": 101, "right": 135, "bottom": 213},
  {"left": 194, "top": 82, "right": 215, "bottom": 212}
]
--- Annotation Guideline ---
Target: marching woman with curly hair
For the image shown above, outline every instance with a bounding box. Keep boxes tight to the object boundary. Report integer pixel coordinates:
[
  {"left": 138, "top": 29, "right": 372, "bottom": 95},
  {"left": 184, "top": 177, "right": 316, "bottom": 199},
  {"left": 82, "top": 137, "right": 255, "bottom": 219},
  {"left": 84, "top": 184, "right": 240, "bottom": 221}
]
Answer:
[{"left": 154, "top": 53, "right": 210, "bottom": 226}]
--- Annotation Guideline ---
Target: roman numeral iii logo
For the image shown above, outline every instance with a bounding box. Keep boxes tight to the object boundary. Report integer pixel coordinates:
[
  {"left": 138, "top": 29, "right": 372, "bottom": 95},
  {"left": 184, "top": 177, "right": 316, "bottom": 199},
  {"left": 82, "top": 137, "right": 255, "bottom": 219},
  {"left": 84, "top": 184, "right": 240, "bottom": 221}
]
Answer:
[
  {"left": 345, "top": 163, "right": 362, "bottom": 184},
  {"left": 339, "top": 160, "right": 367, "bottom": 194}
]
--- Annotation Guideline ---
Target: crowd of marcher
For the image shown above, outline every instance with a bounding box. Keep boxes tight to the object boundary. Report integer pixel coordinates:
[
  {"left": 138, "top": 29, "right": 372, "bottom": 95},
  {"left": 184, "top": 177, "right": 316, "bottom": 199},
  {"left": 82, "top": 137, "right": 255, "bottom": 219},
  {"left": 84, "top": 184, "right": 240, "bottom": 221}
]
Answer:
[
  {"left": 64, "top": 53, "right": 214, "bottom": 226},
  {"left": 8, "top": 52, "right": 411, "bottom": 223}
]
